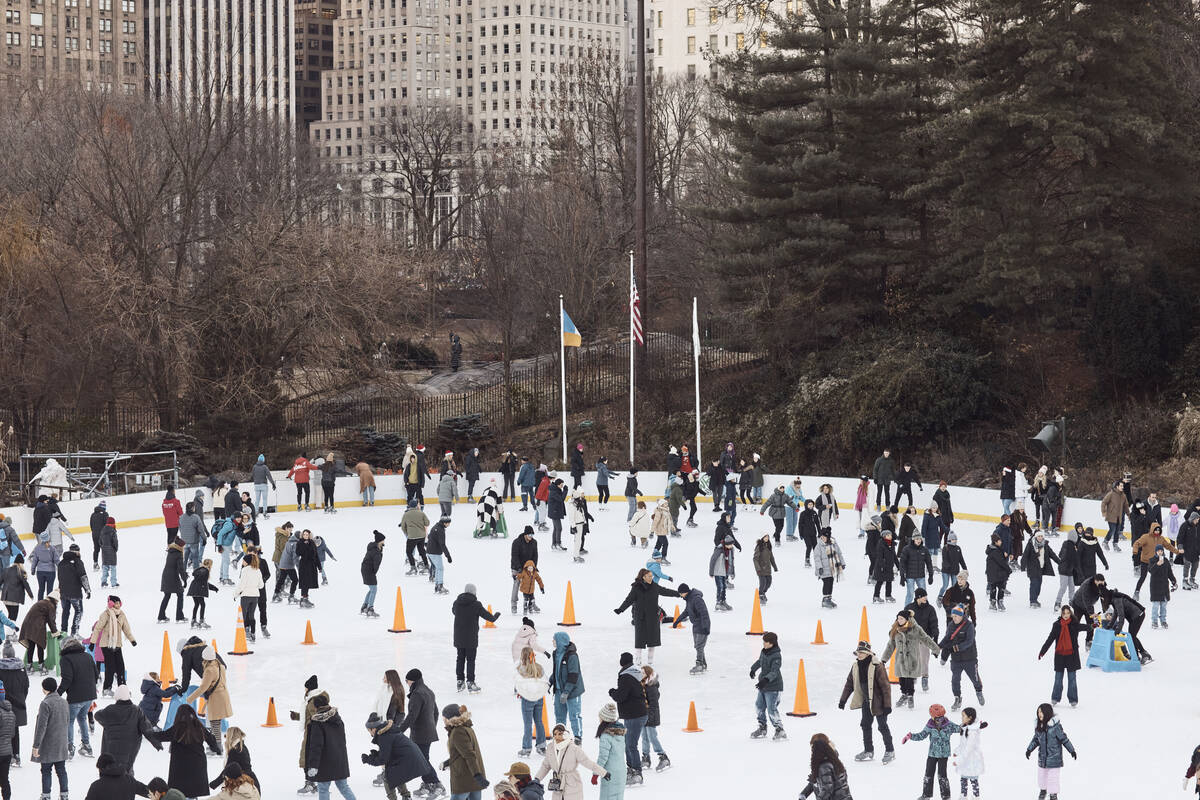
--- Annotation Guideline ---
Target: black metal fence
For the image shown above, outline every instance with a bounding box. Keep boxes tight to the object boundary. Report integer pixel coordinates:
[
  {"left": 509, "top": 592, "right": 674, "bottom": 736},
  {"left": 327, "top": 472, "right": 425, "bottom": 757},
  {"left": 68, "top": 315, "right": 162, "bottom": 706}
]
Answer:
[{"left": 2, "top": 327, "right": 761, "bottom": 462}]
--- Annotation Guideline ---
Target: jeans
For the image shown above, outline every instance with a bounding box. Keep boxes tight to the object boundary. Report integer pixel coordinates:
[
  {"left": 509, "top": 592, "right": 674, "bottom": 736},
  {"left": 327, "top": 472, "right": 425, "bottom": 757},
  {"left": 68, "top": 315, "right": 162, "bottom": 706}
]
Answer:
[
  {"left": 1054, "top": 574, "right": 1074, "bottom": 607},
  {"left": 1002, "top": 498, "right": 1013, "bottom": 515},
  {"left": 533, "top": 501, "right": 542, "bottom": 525},
  {"left": 220, "top": 543, "right": 234, "bottom": 581},
  {"left": 520, "top": 697, "right": 546, "bottom": 751},
  {"left": 622, "top": 715, "right": 647, "bottom": 772},
  {"left": 363, "top": 585, "right": 378, "bottom": 609},
  {"left": 450, "top": 793, "right": 482, "bottom": 800},
  {"left": 1106, "top": 521, "right": 1122, "bottom": 545},
  {"left": 640, "top": 725, "right": 664, "bottom": 757},
  {"left": 36, "top": 571, "right": 55, "bottom": 599},
  {"left": 693, "top": 632, "right": 708, "bottom": 666},
  {"left": 755, "top": 690, "right": 781, "bottom": 727},
  {"left": 785, "top": 506, "right": 798, "bottom": 538},
  {"left": 949, "top": 660, "right": 983, "bottom": 697},
  {"left": 317, "top": 779, "right": 357, "bottom": 800},
  {"left": 1151, "top": 600, "right": 1167, "bottom": 625},
  {"left": 714, "top": 575, "right": 727, "bottom": 604},
  {"left": 904, "top": 577, "right": 926, "bottom": 606},
  {"left": 440, "top": 502, "right": 453, "bottom": 518},
  {"left": 937, "top": 572, "right": 953, "bottom": 599},
  {"left": 429, "top": 553, "right": 445, "bottom": 586},
  {"left": 254, "top": 484, "right": 270, "bottom": 513},
  {"left": 1029, "top": 573, "right": 1043, "bottom": 604},
  {"left": 1051, "top": 669, "right": 1078, "bottom": 704},
  {"left": 184, "top": 542, "right": 204, "bottom": 570},
  {"left": 61, "top": 597, "right": 83, "bottom": 635},
  {"left": 40, "top": 761, "right": 67, "bottom": 794},
  {"left": 67, "top": 700, "right": 91, "bottom": 747},
  {"left": 627, "top": 496, "right": 637, "bottom": 521},
  {"left": 363, "top": 486, "right": 376, "bottom": 505},
  {"left": 553, "top": 694, "right": 583, "bottom": 739},
  {"left": 752, "top": 486, "right": 763, "bottom": 502},
  {"left": 860, "top": 706, "right": 893, "bottom": 752},
  {"left": 100, "top": 564, "right": 118, "bottom": 585},
  {"left": 521, "top": 490, "right": 532, "bottom": 509}
]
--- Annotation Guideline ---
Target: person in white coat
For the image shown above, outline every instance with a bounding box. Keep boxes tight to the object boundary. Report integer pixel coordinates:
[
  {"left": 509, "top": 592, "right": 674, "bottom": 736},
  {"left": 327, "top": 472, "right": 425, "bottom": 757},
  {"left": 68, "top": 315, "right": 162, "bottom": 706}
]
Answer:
[
  {"left": 535, "top": 721, "right": 608, "bottom": 800},
  {"left": 629, "top": 502, "right": 651, "bottom": 549},
  {"left": 952, "top": 706, "right": 986, "bottom": 799},
  {"left": 511, "top": 617, "right": 545, "bottom": 665},
  {"left": 1014, "top": 463, "right": 1030, "bottom": 512},
  {"left": 233, "top": 554, "right": 265, "bottom": 642},
  {"left": 514, "top": 646, "right": 548, "bottom": 758}
]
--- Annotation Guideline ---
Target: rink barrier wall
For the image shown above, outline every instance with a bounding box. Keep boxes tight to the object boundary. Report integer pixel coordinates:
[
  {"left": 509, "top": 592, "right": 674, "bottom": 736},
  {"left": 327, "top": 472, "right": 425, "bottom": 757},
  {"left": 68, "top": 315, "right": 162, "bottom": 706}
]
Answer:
[{"left": 3, "top": 471, "right": 1134, "bottom": 542}]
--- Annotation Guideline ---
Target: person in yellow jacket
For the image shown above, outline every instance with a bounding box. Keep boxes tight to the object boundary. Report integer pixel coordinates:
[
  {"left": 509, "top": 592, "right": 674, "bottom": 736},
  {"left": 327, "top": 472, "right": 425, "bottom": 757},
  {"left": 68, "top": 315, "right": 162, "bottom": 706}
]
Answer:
[{"left": 1132, "top": 522, "right": 1181, "bottom": 600}]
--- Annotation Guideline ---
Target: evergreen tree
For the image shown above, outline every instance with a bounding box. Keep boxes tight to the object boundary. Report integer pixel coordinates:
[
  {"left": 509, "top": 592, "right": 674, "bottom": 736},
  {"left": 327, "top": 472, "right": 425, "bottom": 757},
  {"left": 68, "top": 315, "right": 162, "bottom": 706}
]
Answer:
[{"left": 710, "top": 0, "right": 957, "bottom": 364}]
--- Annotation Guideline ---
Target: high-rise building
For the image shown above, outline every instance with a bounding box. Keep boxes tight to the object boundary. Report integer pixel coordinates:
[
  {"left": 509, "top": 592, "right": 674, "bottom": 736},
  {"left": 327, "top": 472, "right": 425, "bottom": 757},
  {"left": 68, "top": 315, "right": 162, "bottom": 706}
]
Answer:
[
  {"left": 143, "top": 0, "right": 294, "bottom": 124},
  {"left": 295, "top": 0, "right": 337, "bottom": 130},
  {"left": 650, "top": 0, "right": 789, "bottom": 81},
  {"left": 1, "top": 0, "right": 142, "bottom": 92}
]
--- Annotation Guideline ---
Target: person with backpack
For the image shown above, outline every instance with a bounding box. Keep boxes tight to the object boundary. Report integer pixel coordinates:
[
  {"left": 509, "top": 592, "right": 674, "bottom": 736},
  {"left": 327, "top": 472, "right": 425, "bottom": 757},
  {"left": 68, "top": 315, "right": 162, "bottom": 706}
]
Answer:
[{"left": 549, "top": 632, "right": 585, "bottom": 744}]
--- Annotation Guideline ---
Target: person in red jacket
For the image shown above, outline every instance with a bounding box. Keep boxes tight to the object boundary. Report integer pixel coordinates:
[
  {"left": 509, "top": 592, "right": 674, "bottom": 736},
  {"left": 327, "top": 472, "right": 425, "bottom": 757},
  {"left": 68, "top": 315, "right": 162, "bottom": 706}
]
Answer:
[
  {"left": 287, "top": 455, "right": 316, "bottom": 511},
  {"left": 162, "top": 487, "right": 184, "bottom": 547},
  {"left": 534, "top": 471, "right": 551, "bottom": 532}
]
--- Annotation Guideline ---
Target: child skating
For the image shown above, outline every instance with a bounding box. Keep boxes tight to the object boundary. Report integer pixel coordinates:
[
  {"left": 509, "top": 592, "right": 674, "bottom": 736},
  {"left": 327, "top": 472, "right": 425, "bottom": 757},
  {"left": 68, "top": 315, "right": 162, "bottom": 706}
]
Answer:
[
  {"left": 952, "top": 707, "right": 986, "bottom": 799},
  {"left": 1025, "top": 703, "right": 1077, "bottom": 800},
  {"left": 517, "top": 560, "right": 545, "bottom": 615},
  {"left": 902, "top": 703, "right": 961, "bottom": 800}
]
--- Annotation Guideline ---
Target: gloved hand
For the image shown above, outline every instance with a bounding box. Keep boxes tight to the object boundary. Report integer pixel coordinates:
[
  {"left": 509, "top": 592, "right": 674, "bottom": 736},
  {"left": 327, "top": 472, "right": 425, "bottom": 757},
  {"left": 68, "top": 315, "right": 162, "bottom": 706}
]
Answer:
[
  {"left": 838, "top": 702, "right": 845, "bottom": 710},
  {"left": 307, "top": 768, "right": 317, "bottom": 778},
  {"left": 591, "top": 775, "right": 599, "bottom": 786},
  {"left": 474, "top": 773, "right": 488, "bottom": 789},
  {"left": 440, "top": 760, "right": 450, "bottom": 771},
  {"left": 541, "top": 588, "right": 545, "bottom": 594},
  {"left": 1025, "top": 750, "right": 1031, "bottom": 760},
  {"left": 613, "top": 608, "right": 622, "bottom": 615},
  {"left": 290, "top": 711, "right": 301, "bottom": 721},
  {"left": 604, "top": 772, "right": 611, "bottom": 781},
  {"left": 362, "top": 754, "right": 371, "bottom": 764},
  {"left": 544, "top": 651, "right": 552, "bottom": 660},
  {"left": 901, "top": 734, "right": 911, "bottom": 745},
  {"left": 217, "top": 546, "right": 224, "bottom": 554},
  {"left": 85, "top": 592, "right": 91, "bottom": 600},
  {"left": 1070, "top": 751, "right": 1077, "bottom": 760},
  {"left": 130, "top": 640, "right": 137, "bottom": 647},
  {"left": 749, "top": 668, "right": 757, "bottom": 679}
]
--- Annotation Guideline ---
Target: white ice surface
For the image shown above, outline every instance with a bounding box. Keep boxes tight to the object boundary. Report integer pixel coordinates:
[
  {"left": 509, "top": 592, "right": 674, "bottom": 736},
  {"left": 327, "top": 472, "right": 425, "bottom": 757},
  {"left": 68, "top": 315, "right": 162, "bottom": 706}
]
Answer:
[{"left": 11, "top": 499, "right": 1188, "bottom": 798}]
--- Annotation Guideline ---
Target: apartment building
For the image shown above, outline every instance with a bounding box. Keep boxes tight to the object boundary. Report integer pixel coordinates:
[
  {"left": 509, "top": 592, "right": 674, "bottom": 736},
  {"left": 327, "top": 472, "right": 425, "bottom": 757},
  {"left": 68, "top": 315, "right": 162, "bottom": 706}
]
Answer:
[
  {"left": 143, "top": 0, "right": 293, "bottom": 123},
  {"left": 1, "top": 0, "right": 141, "bottom": 92},
  {"left": 295, "top": 0, "right": 337, "bottom": 129},
  {"left": 651, "top": 0, "right": 791, "bottom": 80}
]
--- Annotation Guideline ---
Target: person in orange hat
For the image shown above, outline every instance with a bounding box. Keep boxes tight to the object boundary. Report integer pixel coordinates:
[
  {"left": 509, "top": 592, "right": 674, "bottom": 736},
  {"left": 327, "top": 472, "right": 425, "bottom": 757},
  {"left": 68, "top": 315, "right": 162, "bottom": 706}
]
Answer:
[{"left": 902, "top": 703, "right": 961, "bottom": 800}]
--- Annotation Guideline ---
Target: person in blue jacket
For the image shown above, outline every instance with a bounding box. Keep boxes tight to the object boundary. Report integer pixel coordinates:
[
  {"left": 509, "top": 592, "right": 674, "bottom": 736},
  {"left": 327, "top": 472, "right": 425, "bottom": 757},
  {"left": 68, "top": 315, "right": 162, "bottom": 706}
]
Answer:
[
  {"left": 517, "top": 458, "right": 537, "bottom": 512},
  {"left": 645, "top": 551, "right": 672, "bottom": 582},
  {"left": 550, "top": 632, "right": 585, "bottom": 743},
  {"left": 1025, "top": 703, "right": 1076, "bottom": 800}
]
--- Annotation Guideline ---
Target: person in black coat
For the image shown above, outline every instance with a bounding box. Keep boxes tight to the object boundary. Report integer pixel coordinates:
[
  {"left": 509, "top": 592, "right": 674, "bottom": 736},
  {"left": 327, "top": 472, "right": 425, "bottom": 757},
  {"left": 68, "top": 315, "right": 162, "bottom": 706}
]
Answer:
[
  {"left": 1100, "top": 588, "right": 1151, "bottom": 664},
  {"left": 613, "top": 569, "right": 680, "bottom": 662},
  {"left": 937, "top": 532, "right": 968, "bottom": 603},
  {"left": 1177, "top": 511, "right": 1200, "bottom": 590},
  {"left": 940, "top": 572, "right": 977, "bottom": 627},
  {"left": 305, "top": 694, "right": 351, "bottom": 789},
  {"left": 451, "top": 586, "right": 501, "bottom": 691},
  {"left": 898, "top": 532, "right": 934, "bottom": 605},
  {"left": 296, "top": 530, "right": 320, "bottom": 605},
  {"left": 1075, "top": 527, "right": 1109, "bottom": 583},
  {"left": 223, "top": 484, "right": 242, "bottom": 521},
  {"left": 510, "top": 527, "right": 539, "bottom": 614},
  {"left": 56, "top": 636, "right": 99, "bottom": 755},
  {"left": 984, "top": 535, "right": 1012, "bottom": 611},
  {"left": 153, "top": 703, "right": 218, "bottom": 798},
  {"left": 1020, "top": 532, "right": 1060, "bottom": 609},
  {"left": 1054, "top": 529, "right": 1081, "bottom": 607},
  {"left": 88, "top": 505, "right": 107, "bottom": 571},
  {"left": 178, "top": 636, "right": 209, "bottom": 689},
  {"left": 1037, "top": 606, "right": 1088, "bottom": 707},
  {"left": 360, "top": 533, "right": 385, "bottom": 616},
  {"left": 396, "top": 668, "right": 444, "bottom": 795},
  {"left": 364, "top": 712, "right": 435, "bottom": 798},
  {"left": 608, "top": 652, "right": 648, "bottom": 775},
  {"left": 84, "top": 753, "right": 150, "bottom": 800},
  {"left": 569, "top": 444, "right": 585, "bottom": 489},
  {"left": 872, "top": 531, "right": 900, "bottom": 603},
  {"left": 547, "top": 479, "right": 568, "bottom": 550},
  {"left": 157, "top": 540, "right": 188, "bottom": 623},
  {"left": 0, "top": 641, "right": 28, "bottom": 765},
  {"left": 95, "top": 685, "right": 163, "bottom": 772},
  {"left": 56, "top": 545, "right": 91, "bottom": 636}
]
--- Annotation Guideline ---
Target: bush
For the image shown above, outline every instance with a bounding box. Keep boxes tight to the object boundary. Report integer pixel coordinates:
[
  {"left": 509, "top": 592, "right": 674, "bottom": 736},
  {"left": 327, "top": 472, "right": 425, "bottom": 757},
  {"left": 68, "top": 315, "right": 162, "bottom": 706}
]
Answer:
[
  {"left": 389, "top": 339, "right": 440, "bottom": 369},
  {"left": 327, "top": 426, "right": 409, "bottom": 468}
]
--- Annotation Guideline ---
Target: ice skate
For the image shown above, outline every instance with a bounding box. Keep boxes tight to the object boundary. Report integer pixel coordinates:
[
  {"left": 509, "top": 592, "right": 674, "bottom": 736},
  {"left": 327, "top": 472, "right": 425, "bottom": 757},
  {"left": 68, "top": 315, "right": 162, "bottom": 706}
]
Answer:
[
  {"left": 321, "top": 575, "right": 329, "bottom": 585},
  {"left": 975, "top": 691, "right": 985, "bottom": 706},
  {"left": 772, "top": 727, "right": 787, "bottom": 741},
  {"left": 79, "top": 743, "right": 93, "bottom": 758},
  {"left": 686, "top": 520, "right": 698, "bottom": 528},
  {"left": 436, "top": 585, "right": 450, "bottom": 595},
  {"left": 529, "top": 600, "right": 541, "bottom": 613},
  {"left": 68, "top": 743, "right": 75, "bottom": 760},
  {"left": 373, "top": 770, "right": 387, "bottom": 786},
  {"left": 641, "top": 753, "right": 651, "bottom": 769},
  {"left": 854, "top": 750, "right": 874, "bottom": 762},
  {"left": 689, "top": 662, "right": 706, "bottom": 675},
  {"left": 626, "top": 771, "right": 643, "bottom": 786},
  {"left": 921, "top": 676, "right": 929, "bottom": 692},
  {"left": 297, "top": 781, "right": 318, "bottom": 794},
  {"left": 456, "top": 680, "right": 465, "bottom": 692},
  {"left": 951, "top": 695, "right": 962, "bottom": 711},
  {"left": 261, "top": 626, "right": 271, "bottom": 638},
  {"left": 246, "top": 630, "right": 256, "bottom": 642},
  {"left": 750, "top": 722, "right": 767, "bottom": 739},
  {"left": 520, "top": 748, "right": 533, "bottom": 758},
  {"left": 272, "top": 594, "right": 283, "bottom": 604},
  {"left": 656, "top": 753, "right": 671, "bottom": 771},
  {"left": 366, "top": 607, "right": 379, "bottom": 618},
  {"left": 882, "top": 750, "right": 896, "bottom": 765},
  {"left": 467, "top": 681, "right": 481, "bottom": 693},
  {"left": 299, "top": 598, "right": 314, "bottom": 608},
  {"left": 886, "top": 596, "right": 896, "bottom": 603},
  {"left": 573, "top": 556, "right": 585, "bottom": 563},
  {"left": 873, "top": 596, "right": 885, "bottom": 604},
  {"left": 822, "top": 595, "right": 837, "bottom": 609}
]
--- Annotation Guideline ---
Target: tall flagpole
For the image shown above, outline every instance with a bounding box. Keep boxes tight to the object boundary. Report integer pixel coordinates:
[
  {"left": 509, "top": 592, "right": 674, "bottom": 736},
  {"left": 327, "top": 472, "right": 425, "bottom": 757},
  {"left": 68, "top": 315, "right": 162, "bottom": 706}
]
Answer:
[
  {"left": 560, "top": 294, "right": 568, "bottom": 465},
  {"left": 629, "top": 250, "right": 635, "bottom": 467},
  {"left": 693, "top": 297, "right": 702, "bottom": 466}
]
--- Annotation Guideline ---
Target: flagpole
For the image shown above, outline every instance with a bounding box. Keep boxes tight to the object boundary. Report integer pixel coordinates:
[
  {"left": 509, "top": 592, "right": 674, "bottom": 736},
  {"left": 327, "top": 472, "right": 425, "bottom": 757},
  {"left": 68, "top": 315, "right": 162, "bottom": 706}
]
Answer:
[
  {"left": 629, "top": 250, "right": 635, "bottom": 467},
  {"left": 560, "top": 294, "right": 568, "bottom": 465},
  {"left": 693, "top": 297, "right": 702, "bottom": 466}
]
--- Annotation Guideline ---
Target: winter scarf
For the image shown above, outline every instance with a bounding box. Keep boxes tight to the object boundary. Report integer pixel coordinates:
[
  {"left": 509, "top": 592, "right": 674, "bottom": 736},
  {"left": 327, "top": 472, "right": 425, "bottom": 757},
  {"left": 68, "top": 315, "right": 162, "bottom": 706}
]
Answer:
[{"left": 1055, "top": 618, "right": 1073, "bottom": 656}]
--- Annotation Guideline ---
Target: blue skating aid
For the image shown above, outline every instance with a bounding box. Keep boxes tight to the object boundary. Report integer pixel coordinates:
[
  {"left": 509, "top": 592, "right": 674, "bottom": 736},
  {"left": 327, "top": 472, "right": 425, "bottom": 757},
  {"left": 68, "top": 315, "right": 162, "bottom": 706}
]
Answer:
[{"left": 1085, "top": 628, "right": 1141, "bottom": 673}]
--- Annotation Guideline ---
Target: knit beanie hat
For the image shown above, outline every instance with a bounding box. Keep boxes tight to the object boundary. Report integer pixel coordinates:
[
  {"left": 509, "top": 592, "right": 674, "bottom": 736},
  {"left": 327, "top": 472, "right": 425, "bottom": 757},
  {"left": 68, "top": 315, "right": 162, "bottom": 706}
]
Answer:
[
  {"left": 619, "top": 652, "right": 634, "bottom": 668},
  {"left": 405, "top": 669, "right": 422, "bottom": 682},
  {"left": 373, "top": 530, "right": 386, "bottom": 543},
  {"left": 442, "top": 703, "right": 462, "bottom": 720},
  {"left": 305, "top": 675, "right": 319, "bottom": 692},
  {"left": 599, "top": 703, "right": 619, "bottom": 722}
]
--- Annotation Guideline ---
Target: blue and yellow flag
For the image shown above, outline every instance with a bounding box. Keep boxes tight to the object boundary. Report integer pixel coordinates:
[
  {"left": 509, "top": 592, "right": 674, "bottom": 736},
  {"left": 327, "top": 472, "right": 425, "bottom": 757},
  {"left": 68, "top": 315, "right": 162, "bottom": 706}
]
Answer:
[{"left": 562, "top": 309, "right": 582, "bottom": 347}]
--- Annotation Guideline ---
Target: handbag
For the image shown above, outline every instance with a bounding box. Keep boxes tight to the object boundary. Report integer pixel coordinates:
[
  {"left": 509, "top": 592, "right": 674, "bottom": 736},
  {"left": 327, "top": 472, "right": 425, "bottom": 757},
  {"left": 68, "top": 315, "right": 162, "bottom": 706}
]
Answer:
[{"left": 546, "top": 774, "right": 562, "bottom": 792}]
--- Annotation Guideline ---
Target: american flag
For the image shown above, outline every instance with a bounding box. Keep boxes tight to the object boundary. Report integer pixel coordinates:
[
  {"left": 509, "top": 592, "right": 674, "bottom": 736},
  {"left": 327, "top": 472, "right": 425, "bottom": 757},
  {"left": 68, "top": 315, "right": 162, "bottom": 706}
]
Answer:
[{"left": 631, "top": 276, "right": 644, "bottom": 345}]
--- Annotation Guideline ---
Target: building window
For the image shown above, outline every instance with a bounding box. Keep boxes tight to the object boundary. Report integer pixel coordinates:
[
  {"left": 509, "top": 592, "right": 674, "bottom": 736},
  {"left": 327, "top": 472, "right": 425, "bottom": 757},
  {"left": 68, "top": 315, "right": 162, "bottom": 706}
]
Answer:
[
  {"left": 4, "top": 32, "right": 19, "bottom": 46},
  {"left": 735, "top": 4, "right": 744, "bottom": 21},
  {"left": 686, "top": 63, "right": 696, "bottom": 81},
  {"left": 760, "top": 30, "right": 767, "bottom": 47},
  {"left": 708, "top": 34, "right": 717, "bottom": 51},
  {"left": 736, "top": 32, "right": 745, "bottom": 49},
  {"left": 709, "top": 7, "right": 718, "bottom": 24},
  {"left": 30, "top": 12, "right": 44, "bottom": 26},
  {"left": 3, "top": 10, "right": 19, "bottom": 24},
  {"left": 656, "top": 10, "right": 662, "bottom": 27},
  {"left": 686, "top": 8, "right": 695, "bottom": 25}
]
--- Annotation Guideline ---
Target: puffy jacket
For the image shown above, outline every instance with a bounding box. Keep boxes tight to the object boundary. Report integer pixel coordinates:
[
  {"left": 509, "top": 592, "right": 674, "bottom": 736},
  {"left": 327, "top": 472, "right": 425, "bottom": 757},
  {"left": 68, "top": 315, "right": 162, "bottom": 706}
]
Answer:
[
  {"left": 908, "top": 717, "right": 960, "bottom": 759},
  {"left": 608, "top": 665, "right": 647, "bottom": 719},
  {"left": 1021, "top": 540, "right": 1059, "bottom": 576},
  {"left": 898, "top": 542, "right": 933, "bottom": 580},
  {"left": 162, "top": 496, "right": 184, "bottom": 528},
  {"left": 984, "top": 544, "right": 1011, "bottom": 584},
  {"left": 178, "top": 513, "right": 206, "bottom": 547},
  {"left": 673, "top": 589, "right": 710, "bottom": 635},
  {"left": 1132, "top": 526, "right": 1180, "bottom": 564},
  {"left": 759, "top": 489, "right": 795, "bottom": 520},
  {"left": 938, "top": 617, "right": 977, "bottom": 663},
  {"left": 452, "top": 592, "right": 500, "bottom": 649},
  {"left": 749, "top": 645, "right": 783, "bottom": 692},
  {"left": 799, "top": 760, "right": 853, "bottom": 800},
  {"left": 233, "top": 563, "right": 264, "bottom": 600},
  {"left": 161, "top": 544, "right": 188, "bottom": 594},
  {"left": 57, "top": 551, "right": 90, "bottom": 599},
  {"left": 550, "top": 632, "right": 584, "bottom": 699},
  {"left": 940, "top": 543, "right": 967, "bottom": 576},
  {"left": 880, "top": 619, "right": 940, "bottom": 679},
  {"left": 1026, "top": 718, "right": 1076, "bottom": 768},
  {"left": 95, "top": 699, "right": 160, "bottom": 770},
  {"left": 306, "top": 706, "right": 352, "bottom": 782},
  {"left": 366, "top": 725, "right": 432, "bottom": 790},
  {"left": 360, "top": 542, "right": 383, "bottom": 586},
  {"left": 57, "top": 640, "right": 99, "bottom": 703},
  {"left": 547, "top": 483, "right": 567, "bottom": 520}
]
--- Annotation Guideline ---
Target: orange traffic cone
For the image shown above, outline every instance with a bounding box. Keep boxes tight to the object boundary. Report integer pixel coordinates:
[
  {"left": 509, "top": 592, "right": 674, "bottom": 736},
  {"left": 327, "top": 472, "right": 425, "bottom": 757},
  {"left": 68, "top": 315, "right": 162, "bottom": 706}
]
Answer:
[
  {"left": 237, "top": 604, "right": 244, "bottom": 625},
  {"left": 672, "top": 605, "right": 685, "bottom": 629},
  {"left": 262, "top": 697, "right": 283, "bottom": 728},
  {"left": 197, "top": 696, "right": 207, "bottom": 717},
  {"left": 211, "top": 638, "right": 219, "bottom": 654},
  {"left": 887, "top": 650, "right": 900, "bottom": 685},
  {"left": 159, "top": 631, "right": 176, "bottom": 695},
  {"left": 302, "top": 620, "right": 317, "bottom": 645},
  {"left": 557, "top": 582, "right": 581, "bottom": 627},
  {"left": 681, "top": 701, "right": 703, "bottom": 732},
  {"left": 388, "top": 587, "right": 411, "bottom": 633},
  {"left": 227, "top": 623, "right": 253, "bottom": 656},
  {"left": 484, "top": 606, "right": 497, "bottom": 630},
  {"left": 541, "top": 697, "right": 550, "bottom": 734},
  {"left": 785, "top": 660, "right": 817, "bottom": 718},
  {"left": 812, "top": 620, "right": 827, "bottom": 646},
  {"left": 858, "top": 606, "right": 870, "bottom": 645},
  {"left": 745, "top": 591, "right": 764, "bottom": 636}
]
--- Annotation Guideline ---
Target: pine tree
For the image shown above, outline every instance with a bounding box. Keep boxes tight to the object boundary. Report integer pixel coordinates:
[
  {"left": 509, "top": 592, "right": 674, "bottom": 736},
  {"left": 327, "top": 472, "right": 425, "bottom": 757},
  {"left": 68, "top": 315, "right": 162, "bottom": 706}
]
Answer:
[{"left": 709, "top": 0, "right": 957, "bottom": 364}]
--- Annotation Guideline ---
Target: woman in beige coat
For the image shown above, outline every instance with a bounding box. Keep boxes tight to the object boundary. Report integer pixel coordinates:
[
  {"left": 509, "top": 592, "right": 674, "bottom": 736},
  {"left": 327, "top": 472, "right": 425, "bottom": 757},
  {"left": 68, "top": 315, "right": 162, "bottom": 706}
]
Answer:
[
  {"left": 356, "top": 462, "right": 377, "bottom": 506},
  {"left": 186, "top": 646, "right": 232, "bottom": 753},
  {"left": 535, "top": 722, "right": 608, "bottom": 800},
  {"left": 91, "top": 596, "right": 137, "bottom": 695}
]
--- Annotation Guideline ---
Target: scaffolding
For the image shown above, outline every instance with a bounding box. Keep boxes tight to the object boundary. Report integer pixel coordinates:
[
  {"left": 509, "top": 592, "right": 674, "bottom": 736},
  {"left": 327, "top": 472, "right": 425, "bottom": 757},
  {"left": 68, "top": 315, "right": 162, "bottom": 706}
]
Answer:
[{"left": 18, "top": 450, "right": 179, "bottom": 502}]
